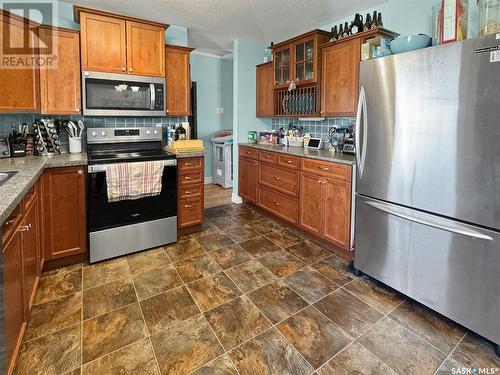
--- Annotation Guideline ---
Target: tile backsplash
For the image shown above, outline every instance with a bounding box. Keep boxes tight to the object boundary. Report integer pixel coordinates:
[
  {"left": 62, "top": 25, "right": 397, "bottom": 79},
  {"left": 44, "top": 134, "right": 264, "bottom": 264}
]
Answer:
[
  {"left": 0, "top": 114, "right": 187, "bottom": 152},
  {"left": 272, "top": 117, "right": 355, "bottom": 147}
]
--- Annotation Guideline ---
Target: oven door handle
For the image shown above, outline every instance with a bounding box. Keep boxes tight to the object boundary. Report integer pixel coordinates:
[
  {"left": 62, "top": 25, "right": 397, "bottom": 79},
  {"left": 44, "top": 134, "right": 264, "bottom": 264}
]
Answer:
[
  {"left": 150, "top": 84, "right": 155, "bottom": 110},
  {"left": 88, "top": 159, "right": 177, "bottom": 173}
]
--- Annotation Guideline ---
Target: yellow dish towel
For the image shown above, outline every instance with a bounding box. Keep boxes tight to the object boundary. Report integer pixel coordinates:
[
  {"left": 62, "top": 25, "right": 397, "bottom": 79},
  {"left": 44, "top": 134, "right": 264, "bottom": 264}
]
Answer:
[{"left": 105, "top": 161, "right": 164, "bottom": 202}]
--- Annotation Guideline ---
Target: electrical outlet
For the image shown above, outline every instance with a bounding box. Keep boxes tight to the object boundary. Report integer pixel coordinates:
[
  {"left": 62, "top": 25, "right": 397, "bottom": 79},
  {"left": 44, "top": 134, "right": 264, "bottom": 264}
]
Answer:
[{"left": 216, "top": 108, "right": 224, "bottom": 114}]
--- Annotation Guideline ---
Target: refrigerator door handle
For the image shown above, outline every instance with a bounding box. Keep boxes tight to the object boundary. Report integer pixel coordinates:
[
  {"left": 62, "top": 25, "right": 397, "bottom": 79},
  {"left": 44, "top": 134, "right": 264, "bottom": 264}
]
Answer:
[
  {"left": 363, "top": 197, "right": 494, "bottom": 241},
  {"left": 355, "top": 86, "right": 367, "bottom": 176}
]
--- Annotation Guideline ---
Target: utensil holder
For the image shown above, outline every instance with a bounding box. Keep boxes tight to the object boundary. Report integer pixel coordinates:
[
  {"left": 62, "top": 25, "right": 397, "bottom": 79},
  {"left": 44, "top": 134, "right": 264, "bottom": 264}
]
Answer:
[{"left": 69, "top": 137, "right": 82, "bottom": 154}]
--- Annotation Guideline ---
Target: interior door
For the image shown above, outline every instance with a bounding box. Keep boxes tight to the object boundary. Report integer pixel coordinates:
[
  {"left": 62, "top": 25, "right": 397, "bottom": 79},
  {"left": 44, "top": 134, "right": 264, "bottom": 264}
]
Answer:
[
  {"left": 80, "top": 12, "right": 127, "bottom": 73},
  {"left": 357, "top": 35, "right": 500, "bottom": 230},
  {"left": 299, "top": 173, "right": 323, "bottom": 236},
  {"left": 126, "top": 21, "right": 165, "bottom": 77}
]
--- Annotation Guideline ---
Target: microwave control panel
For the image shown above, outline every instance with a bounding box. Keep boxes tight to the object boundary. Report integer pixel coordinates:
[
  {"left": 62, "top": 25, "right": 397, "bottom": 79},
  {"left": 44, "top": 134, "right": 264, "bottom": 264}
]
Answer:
[{"left": 154, "top": 85, "right": 164, "bottom": 110}]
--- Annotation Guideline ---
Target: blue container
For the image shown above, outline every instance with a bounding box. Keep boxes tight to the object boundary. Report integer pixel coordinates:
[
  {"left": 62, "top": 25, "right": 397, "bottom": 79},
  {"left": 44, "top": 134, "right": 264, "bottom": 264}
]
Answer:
[{"left": 389, "top": 34, "right": 432, "bottom": 54}]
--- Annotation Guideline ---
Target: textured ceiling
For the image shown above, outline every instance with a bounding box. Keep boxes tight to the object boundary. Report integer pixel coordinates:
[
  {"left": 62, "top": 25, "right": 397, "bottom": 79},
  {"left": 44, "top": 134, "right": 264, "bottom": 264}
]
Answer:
[{"left": 65, "top": 0, "right": 385, "bottom": 55}]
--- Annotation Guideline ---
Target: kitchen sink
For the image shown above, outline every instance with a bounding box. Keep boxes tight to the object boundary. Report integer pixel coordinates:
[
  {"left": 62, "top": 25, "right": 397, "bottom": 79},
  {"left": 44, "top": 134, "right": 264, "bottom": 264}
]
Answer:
[{"left": 0, "top": 171, "right": 17, "bottom": 187}]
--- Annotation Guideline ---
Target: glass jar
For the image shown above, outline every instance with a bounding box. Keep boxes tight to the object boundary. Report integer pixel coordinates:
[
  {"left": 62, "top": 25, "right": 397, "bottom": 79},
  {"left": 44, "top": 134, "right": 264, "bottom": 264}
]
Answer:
[{"left": 478, "top": 0, "right": 500, "bottom": 36}]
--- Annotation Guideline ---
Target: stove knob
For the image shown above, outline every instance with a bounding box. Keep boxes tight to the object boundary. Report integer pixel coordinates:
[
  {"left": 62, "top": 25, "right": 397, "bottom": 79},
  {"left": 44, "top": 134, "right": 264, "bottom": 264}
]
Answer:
[
  {"left": 101, "top": 131, "right": 106, "bottom": 136},
  {"left": 91, "top": 131, "right": 97, "bottom": 137},
  {"left": 153, "top": 130, "right": 158, "bottom": 135},
  {"left": 146, "top": 130, "right": 151, "bottom": 135}
]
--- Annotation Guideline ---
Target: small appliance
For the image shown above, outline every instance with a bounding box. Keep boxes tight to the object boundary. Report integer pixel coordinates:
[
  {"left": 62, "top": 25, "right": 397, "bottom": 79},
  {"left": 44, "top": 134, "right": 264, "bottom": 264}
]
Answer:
[
  {"left": 304, "top": 137, "right": 322, "bottom": 149},
  {"left": 0, "top": 137, "right": 10, "bottom": 158}
]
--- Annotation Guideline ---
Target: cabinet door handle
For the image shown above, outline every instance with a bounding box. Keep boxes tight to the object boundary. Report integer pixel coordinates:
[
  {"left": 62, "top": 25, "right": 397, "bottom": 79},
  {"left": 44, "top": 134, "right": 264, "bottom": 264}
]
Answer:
[
  {"left": 121, "top": 67, "right": 126, "bottom": 72},
  {"left": 273, "top": 176, "right": 281, "bottom": 181},
  {"left": 18, "top": 224, "right": 31, "bottom": 232},
  {"left": 274, "top": 201, "right": 280, "bottom": 206},
  {"left": 184, "top": 204, "right": 192, "bottom": 208},
  {"left": 318, "top": 180, "right": 322, "bottom": 184},
  {"left": 185, "top": 191, "right": 191, "bottom": 195},
  {"left": 75, "top": 107, "right": 80, "bottom": 112},
  {"left": 5, "top": 218, "right": 16, "bottom": 226},
  {"left": 78, "top": 170, "right": 83, "bottom": 175},
  {"left": 128, "top": 68, "right": 133, "bottom": 73}
]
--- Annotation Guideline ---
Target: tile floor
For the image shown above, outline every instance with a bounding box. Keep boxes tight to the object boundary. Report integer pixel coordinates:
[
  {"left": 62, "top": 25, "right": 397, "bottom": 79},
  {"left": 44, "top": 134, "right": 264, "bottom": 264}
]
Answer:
[{"left": 14, "top": 203, "right": 500, "bottom": 375}]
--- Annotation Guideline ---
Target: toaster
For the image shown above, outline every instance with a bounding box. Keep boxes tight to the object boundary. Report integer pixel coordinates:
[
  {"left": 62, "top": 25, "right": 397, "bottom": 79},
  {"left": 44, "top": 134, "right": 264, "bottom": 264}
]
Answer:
[{"left": 0, "top": 137, "right": 10, "bottom": 158}]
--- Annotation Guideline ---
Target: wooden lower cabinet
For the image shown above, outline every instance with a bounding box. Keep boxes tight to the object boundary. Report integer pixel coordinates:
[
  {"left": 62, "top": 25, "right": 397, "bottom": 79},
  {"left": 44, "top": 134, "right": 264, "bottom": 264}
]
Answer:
[
  {"left": 21, "top": 199, "right": 40, "bottom": 315},
  {"left": 41, "top": 166, "right": 87, "bottom": 260},
  {"left": 299, "top": 173, "right": 324, "bottom": 237},
  {"left": 258, "top": 185, "right": 298, "bottom": 224},
  {"left": 178, "top": 156, "right": 204, "bottom": 228},
  {"left": 323, "top": 177, "right": 351, "bottom": 248},
  {"left": 238, "top": 155, "right": 258, "bottom": 203}
]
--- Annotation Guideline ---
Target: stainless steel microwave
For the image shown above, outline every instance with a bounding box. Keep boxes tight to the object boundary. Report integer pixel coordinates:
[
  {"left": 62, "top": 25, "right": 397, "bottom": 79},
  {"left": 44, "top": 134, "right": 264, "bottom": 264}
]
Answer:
[{"left": 82, "top": 71, "right": 166, "bottom": 116}]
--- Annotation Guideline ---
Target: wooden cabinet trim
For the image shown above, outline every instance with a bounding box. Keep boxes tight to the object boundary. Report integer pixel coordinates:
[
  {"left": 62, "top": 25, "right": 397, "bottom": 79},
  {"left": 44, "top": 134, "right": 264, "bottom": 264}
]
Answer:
[{"left": 74, "top": 5, "right": 168, "bottom": 29}]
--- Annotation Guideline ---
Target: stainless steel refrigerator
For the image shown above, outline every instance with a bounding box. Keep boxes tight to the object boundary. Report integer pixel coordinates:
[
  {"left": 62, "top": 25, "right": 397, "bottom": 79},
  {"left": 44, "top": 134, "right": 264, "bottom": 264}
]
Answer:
[{"left": 354, "top": 33, "right": 500, "bottom": 351}]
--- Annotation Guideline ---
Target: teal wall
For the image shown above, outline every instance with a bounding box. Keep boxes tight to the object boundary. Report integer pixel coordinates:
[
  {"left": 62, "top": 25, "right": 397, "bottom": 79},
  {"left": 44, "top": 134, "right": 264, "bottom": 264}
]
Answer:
[
  {"left": 221, "top": 59, "right": 234, "bottom": 131},
  {"left": 232, "top": 38, "right": 272, "bottom": 196},
  {"left": 190, "top": 53, "right": 233, "bottom": 178}
]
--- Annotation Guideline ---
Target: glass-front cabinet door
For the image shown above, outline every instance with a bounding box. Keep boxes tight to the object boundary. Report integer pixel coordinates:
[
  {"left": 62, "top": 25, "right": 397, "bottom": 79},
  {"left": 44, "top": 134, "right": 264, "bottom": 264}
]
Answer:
[
  {"left": 273, "top": 44, "right": 291, "bottom": 87},
  {"left": 294, "top": 37, "right": 315, "bottom": 83}
]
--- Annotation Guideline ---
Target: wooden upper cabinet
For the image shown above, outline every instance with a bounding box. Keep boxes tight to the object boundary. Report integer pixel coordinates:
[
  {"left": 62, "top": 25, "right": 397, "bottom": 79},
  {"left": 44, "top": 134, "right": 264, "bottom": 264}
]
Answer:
[
  {"left": 80, "top": 12, "right": 127, "bottom": 73},
  {"left": 256, "top": 62, "right": 274, "bottom": 117},
  {"left": 42, "top": 166, "right": 87, "bottom": 261},
  {"left": 0, "top": 11, "right": 40, "bottom": 113},
  {"left": 165, "top": 45, "right": 193, "bottom": 115},
  {"left": 39, "top": 27, "right": 81, "bottom": 115},
  {"left": 77, "top": 7, "right": 167, "bottom": 76},
  {"left": 323, "top": 177, "right": 351, "bottom": 249},
  {"left": 126, "top": 21, "right": 165, "bottom": 76},
  {"left": 273, "top": 43, "right": 292, "bottom": 88},
  {"left": 321, "top": 38, "right": 361, "bottom": 116}
]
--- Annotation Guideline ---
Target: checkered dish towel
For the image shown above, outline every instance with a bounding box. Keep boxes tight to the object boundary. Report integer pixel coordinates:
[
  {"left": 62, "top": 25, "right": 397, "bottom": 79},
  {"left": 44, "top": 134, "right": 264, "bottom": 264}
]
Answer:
[{"left": 105, "top": 161, "right": 164, "bottom": 202}]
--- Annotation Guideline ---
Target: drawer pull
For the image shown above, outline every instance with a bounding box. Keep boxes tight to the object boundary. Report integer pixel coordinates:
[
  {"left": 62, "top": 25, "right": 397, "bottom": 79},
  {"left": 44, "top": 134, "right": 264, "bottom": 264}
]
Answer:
[
  {"left": 184, "top": 162, "right": 192, "bottom": 166},
  {"left": 254, "top": 163, "right": 258, "bottom": 166},
  {"left": 273, "top": 176, "right": 281, "bottom": 181},
  {"left": 274, "top": 201, "right": 280, "bottom": 206},
  {"left": 18, "top": 224, "right": 31, "bottom": 232},
  {"left": 319, "top": 166, "right": 330, "bottom": 171},
  {"left": 185, "top": 177, "right": 192, "bottom": 180},
  {"left": 265, "top": 155, "right": 271, "bottom": 159},
  {"left": 318, "top": 180, "right": 322, "bottom": 184},
  {"left": 5, "top": 218, "right": 16, "bottom": 226},
  {"left": 286, "top": 160, "right": 293, "bottom": 164},
  {"left": 185, "top": 191, "right": 191, "bottom": 195},
  {"left": 184, "top": 204, "right": 193, "bottom": 209}
]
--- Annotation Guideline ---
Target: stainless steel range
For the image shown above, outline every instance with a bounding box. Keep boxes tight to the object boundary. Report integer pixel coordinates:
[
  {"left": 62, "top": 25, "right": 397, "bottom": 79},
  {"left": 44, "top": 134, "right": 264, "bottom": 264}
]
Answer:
[{"left": 87, "top": 127, "right": 177, "bottom": 263}]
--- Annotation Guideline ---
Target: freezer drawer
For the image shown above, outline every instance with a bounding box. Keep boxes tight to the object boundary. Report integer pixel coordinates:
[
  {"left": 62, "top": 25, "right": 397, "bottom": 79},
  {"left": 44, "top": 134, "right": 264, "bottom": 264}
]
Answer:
[{"left": 354, "top": 195, "right": 500, "bottom": 346}]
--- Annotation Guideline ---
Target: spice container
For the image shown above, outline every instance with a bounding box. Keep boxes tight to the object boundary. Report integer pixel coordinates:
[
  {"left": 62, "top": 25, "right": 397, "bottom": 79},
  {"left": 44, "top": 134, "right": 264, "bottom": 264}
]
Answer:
[{"left": 478, "top": 0, "right": 500, "bottom": 36}]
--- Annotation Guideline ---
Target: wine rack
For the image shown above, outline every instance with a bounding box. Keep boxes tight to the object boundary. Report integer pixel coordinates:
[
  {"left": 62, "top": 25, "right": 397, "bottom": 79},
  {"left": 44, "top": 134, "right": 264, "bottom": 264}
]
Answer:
[{"left": 275, "top": 85, "right": 318, "bottom": 116}]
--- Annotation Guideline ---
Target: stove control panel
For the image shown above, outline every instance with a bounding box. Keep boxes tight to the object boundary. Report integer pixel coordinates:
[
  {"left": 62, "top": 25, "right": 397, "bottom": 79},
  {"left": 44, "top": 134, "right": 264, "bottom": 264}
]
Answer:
[{"left": 87, "top": 127, "right": 163, "bottom": 144}]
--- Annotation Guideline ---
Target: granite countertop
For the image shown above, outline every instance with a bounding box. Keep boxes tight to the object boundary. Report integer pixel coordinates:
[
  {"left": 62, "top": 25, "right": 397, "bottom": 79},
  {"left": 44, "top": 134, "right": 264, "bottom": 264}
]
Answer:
[
  {"left": 0, "top": 153, "right": 88, "bottom": 224},
  {"left": 238, "top": 143, "right": 356, "bottom": 166},
  {"left": 171, "top": 151, "right": 206, "bottom": 159}
]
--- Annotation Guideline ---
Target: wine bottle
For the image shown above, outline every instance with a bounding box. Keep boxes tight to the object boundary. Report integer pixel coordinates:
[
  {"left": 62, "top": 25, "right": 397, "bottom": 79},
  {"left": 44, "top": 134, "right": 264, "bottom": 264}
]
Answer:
[
  {"left": 377, "top": 13, "right": 383, "bottom": 28},
  {"left": 338, "top": 23, "right": 344, "bottom": 39},
  {"left": 329, "top": 25, "right": 338, "bottom": 41},
  {"left": 351, "top": 13, "right": 363, "bottom": 34},
  {"left": 343, "top": 22, "right": 350, "bottom": 37},
  {"left": 371, "top": 11, "right": 378, "bottom": 28},
  {"left": 364, "top": 13, "right": 372, "bottom": 31}
]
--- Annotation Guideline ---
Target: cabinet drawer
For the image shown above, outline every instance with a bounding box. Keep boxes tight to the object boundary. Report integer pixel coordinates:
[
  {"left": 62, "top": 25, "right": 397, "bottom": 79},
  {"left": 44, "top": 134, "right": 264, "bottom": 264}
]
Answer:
[
  {"left": 22, "top": 182, "right": 38, "bottom": 211},
  {"left": 179, "top": 171, "right": 203, "bottom": 186},
  {"left": 178, "top": 157, "right": 204, "bottom": 172},
  {"left": 178, "top": 198, "right": 203, "bottom": 228},
  {"left": 259, "top": 150, "right": 278, "bottom": 164},
  {"left": 239, "top": 147, "right": 259, "bottom": 160},
  {"left": 278, "top": 154, "right": 299, "bottom": 170},
  {"left": 2, "top": 205, "right": 23, "bottom": 245},
  {"left": 258, "top": 185, "right": 298, "bottom": 224},
  {"left": 301, "top": 158, "right": 351, "bottom": 181},
  {"left": 259, "top": 164, "right": 298, "bottom": 197},
  {"left": 179, "top": 185, "right": 202, "bottom": 199}
]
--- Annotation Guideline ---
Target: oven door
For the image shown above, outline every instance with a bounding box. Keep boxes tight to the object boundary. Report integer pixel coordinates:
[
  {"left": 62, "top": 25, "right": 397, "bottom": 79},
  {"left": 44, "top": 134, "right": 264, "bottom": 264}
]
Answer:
[
  {"left": 82, "top": 71, "right": 165, "bottom": 116},
  {"left": 87, "top": 160, "right": 177, "bottom": 233}
]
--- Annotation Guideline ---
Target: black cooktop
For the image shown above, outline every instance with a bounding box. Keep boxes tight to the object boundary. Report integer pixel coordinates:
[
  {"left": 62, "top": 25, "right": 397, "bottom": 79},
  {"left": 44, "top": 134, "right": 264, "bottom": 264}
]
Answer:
[{"left": 87, "top": 141, "right": 176, "bottom": 164}]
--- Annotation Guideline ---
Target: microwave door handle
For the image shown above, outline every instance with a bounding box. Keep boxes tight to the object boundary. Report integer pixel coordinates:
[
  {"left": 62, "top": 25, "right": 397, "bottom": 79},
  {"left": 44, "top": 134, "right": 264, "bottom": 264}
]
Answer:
[{"left": 150, "top": 84, "right": 155, "bottom": 110}]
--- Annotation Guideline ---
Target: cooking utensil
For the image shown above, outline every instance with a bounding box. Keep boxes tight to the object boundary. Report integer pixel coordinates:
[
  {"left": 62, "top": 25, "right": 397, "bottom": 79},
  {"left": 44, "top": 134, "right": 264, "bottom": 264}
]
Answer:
[{"left": 77, "top": 120, "right": 85, "bottom": 137}]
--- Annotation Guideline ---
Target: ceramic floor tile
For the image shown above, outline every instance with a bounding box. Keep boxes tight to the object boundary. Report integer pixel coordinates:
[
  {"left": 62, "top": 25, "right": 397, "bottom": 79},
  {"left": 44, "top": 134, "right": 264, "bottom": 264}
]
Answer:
[
  {"left": 132, "top": 264, "right": 183, "bottom": 300},
  {"left": 82, "top": 278, "right": 137, "bottom": 320},
  {"left": 344, "top": 277, "right": 403, "bottom": 314},
  {"left": 208, "top": 244, "right": 253, "bottom": 269},
  {"left": 221, "top": 204, "right": 251, "bottom": 216},
  {"left": 189, "top": 354, "right": 238, "bottom": 375},
  {"left": 358, "top": 317, "right": 447, "bottom": 375},
  {"left": 63, "top": 369, "right": 81, "bottom": 375},
  {"left": 245, "top": 218, "right": 285, "bottom": 235},
  {"left": 14, "top": 324, "right": 81, "bottom": 375},
  {"left": 238, "top": 236, "right": 280, "bottom": 258},
  {"left": 151, "top": 314, "right": 224, "bottom": 375},
  {"left": 140, "top": 285, "right": 200, "bottom": 335},
  {"left": 318, "top": 341, "right": 396, "bottom": 375},
  {"left": 224, "top": 226, "right": 260, "bottom": 243},
  {"left": 82, "top": 303, "right": 147, "bottom": 364},
  {"left": 285, "top": 241, "right": 331, "bottom": 265},
  {"left": 191, "top": 221, "right": 221, "bottom": 239},
  {"left": 41, "top": 263, "right": 83, "bottom": 278},
  {"left": 196, "top": 232, "right": 235, "bottom": 252},
  {"left": 314, "top": 289, "right": 383, "bottom": 338},
  {"left": 174, "top": 254, "right": 222, "bottom": 283},
  {"left": 83, "top": 258, "right": 130, "bottom": 289},
  {"left": 187, "top": 272, "right": 242, "bottom": 312},
  {"left": 448, "top": 333, "right": 500, "bottom": 369},
  {"left": 164, "top": 238, "right": 205, "bottom": 263},
  {"left": 204, "top": 295, "right": 271, "bottom": 350},
  {"left": 205, "top": 207, "right": 229, "bottom": 219},
  {"left": 283, "top": 267, "right": 339, "bottom": 304},
  {"left": 24, "top": 292, "right": 82, "bottom": 341},
  {"left": 265, "top": 228, "right": 303, "bottom": 248},
  {"left": 234, "top": 209, "right": 264, "bottom": 223},
  {"left": 210, "top": 215, "right": 244, "bottom": 230},
  {"left": 259, "top": 249, "right": 306, "bottom": 277},
  {"left": 277, "top": 305, "right": 352, "bottom": 369},
  {"left": 247, "top": 281, "right": 308, "bottom": 324},
  {"left": 224, "top": 259, "right": 278, "bottom": 293},
  {"left": 435, "top": 357, "right": 467, "bottom": 375},
  {"left": 34, "top": 267, "right": 82, "bottom": 305},
  {"left": 228, "top": 328, "right": 314, "bottom": 375},
  {"left": 389, "top": 300, "right": 465, "bottom": 354},
  {"left": 126, "top": 247, "right": 171, "bottom": 275},
  {"left": 81, "top": 338, "right": 159, "bottom": 375},
  {"left": 311, "top": 255, "right": 354, "bottom": 285}
]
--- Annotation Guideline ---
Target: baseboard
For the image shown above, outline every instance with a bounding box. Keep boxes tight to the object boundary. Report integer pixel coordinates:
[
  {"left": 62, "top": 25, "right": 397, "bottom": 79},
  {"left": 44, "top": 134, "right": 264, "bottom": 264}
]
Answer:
[
  {"left": 231, "top": 193, "right": 243, "bottom": 204},
  {"left": 204, "top": 176, "right": 213, "bottom": 184}
]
